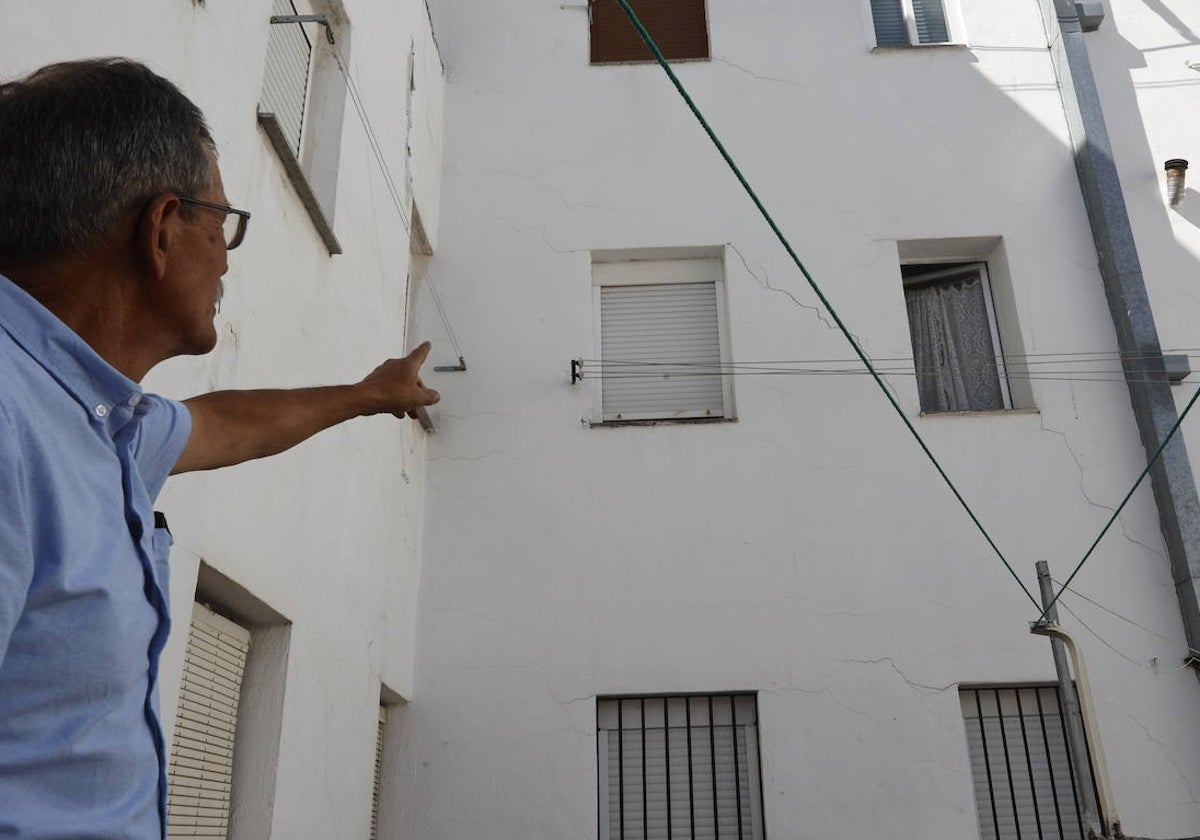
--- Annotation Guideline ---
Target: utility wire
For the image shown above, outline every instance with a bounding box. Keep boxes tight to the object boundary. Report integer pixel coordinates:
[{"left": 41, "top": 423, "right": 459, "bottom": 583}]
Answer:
[
  {"left": 1059, "top": 602, "right": 1193, "bottom": 672},
  {"left": 1038, "top": 382, "right": 1200, "bottom": 624},
  {"left": 609, "top": 0, "right": 1098, "bottom": 610},
  {"left": 1051, "top": 577, "right": 1197, "bottom": 652},
  {"left": 323, "top": 28, "right": 467, "bottom": 362},
  {"left": 580, "top": 346, "right": 1200, "bottom": 365}
]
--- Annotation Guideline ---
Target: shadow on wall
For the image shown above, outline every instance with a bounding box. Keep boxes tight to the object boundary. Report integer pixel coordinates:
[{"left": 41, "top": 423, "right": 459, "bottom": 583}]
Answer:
[
  {"left": 1138, "top": 0, "right": 1199, "bottom": 47},
  {"left": 1173, "top": 187, "right": 1200, "bottom": 229}
]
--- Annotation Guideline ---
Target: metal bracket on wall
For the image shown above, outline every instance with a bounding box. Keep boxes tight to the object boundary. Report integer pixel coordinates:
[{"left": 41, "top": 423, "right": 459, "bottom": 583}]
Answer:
[
  {"left": 1075, "top": 1, "right": 1105, "bottom": 31},
  {"left": 434, "top": 356, "right": 467, "bottom": 373},
  {"left": 1165, "top": 353, "right": 1192, "bottom": 383},
  {"left": 571, "top": 359, "right": 582, "bottom": 384},
  {"left": 269, "top": 14, "right": 336, "bottom": 44},
  {"left": 413, "top": 406, "right": 435, "bottom": 434}
]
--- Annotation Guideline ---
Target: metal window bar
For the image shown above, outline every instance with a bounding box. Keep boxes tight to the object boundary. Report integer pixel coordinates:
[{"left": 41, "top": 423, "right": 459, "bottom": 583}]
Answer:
[
  {"left": 262, "top": 0, "right": 314, "bottom": 157},
  {"left": 961, "top": 686, "right": 1090, "bottom": 840},
  {"left": 599, "top": 694, "right": 760, "bottom": 840}
]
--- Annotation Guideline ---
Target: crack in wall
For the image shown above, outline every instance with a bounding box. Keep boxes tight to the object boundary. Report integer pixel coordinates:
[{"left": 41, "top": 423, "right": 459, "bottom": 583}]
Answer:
[
  {"left": 727, "top": 241, "right": 835, "bottom": 331},
  {"left": 1097, "top": 695, "right": 1200, "bottom": 805},
  {"left": 1038, "top": 410, "right": 1167, "bottom": 560},
  {"left": 833, "top": 656, "right": 957, "bottom": 696},
  {"left": 711, "top": 57, "right": 811, "bottom": 89}
]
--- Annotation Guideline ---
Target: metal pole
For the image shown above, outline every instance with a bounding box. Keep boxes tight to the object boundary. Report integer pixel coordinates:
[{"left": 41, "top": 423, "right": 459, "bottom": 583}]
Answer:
[{"left": 1036, "top": 561, "right": 1104, "bottom": 838}]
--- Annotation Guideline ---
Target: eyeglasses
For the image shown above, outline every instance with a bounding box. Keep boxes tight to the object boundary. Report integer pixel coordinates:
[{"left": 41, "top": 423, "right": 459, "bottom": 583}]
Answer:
[{"left": 177, "top": 196, "right": 252, "bottom": 250}]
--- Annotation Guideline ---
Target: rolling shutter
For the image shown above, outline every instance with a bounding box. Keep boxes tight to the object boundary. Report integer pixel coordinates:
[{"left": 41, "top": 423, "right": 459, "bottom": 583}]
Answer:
[
  {"left": 870, "top": 0, "right": 951, "bottom": 46},
  {"left": 369, "top": 706, "right": 387, "bottom": 840},
  {"left": 590, "top": 0, "right": 709, "bottom": 64},
  {"left": 599, "top": 281, "right": 725, "bottom": 421},
  {"left": 961, "top": 687, "right": 1087, "bottom": 840},
  {"left": 598, "top": 695, "right": 763, "bottom": 840},
  {"left": 167, "top": 603, "right": 252, "bottom": 839},
  {"left": 261, "top": 0, "right": 314, "bottom": 156},
  {"left": 870, "top": 0, "right": 910, "bottom": 46},
  {"left": 912, "top": 0, "right": 950, "bottom": 43}
]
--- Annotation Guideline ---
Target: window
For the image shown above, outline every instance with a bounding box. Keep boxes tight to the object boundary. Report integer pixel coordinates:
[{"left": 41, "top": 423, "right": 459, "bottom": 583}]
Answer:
[
  {"left": 870, "top": 0, "right": 953, "bottom": 47},
  {"left": 597, "top": 695, "right": 764, "bottom": 840},
  {"left": 592, "top": 255, "right": 733, "bottom": 423},
  {"left": 590, "top": 0, "right": 710, "bottom": 64},
  {"left": 167, "top": 603, "right": 251, "bottom": 838},
  {"left": 369, "top": 705, "right": 387, "bottom": 840},
  {"left": 960, "top": 686, "right": 1094, "bottom": 840},
  {"left": 903, "top": 262, "right": 1011, "bottom": 413},
  {"left": 258, "top": 0, "right": 347, "bottom": 253}
]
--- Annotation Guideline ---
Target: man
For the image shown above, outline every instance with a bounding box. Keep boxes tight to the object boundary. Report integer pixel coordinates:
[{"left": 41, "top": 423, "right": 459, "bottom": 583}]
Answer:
[{"left": 0, "top": 58, "right": 440, "bottom": 839}]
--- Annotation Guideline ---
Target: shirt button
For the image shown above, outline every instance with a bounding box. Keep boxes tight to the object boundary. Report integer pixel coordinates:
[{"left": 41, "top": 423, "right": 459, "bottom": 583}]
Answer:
[{"left": 94, "top": 404, "right": 108, "bottom": 418}]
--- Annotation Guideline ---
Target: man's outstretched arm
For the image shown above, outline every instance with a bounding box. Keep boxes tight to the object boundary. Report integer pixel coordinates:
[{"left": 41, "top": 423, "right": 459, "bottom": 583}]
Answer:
[{"left": 172, "top": 342, "right": 440, "bottom": 474}]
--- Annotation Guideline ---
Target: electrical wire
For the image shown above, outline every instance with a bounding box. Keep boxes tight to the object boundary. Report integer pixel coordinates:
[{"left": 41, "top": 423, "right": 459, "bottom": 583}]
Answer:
[
  {"left": 323, "top": 29, "right": 467, "bottom": 362},
  {"left": 1051, "top": 577, "right": 1196, "bottom": 651},
  {"left": 1059, "top": 601, "right": 1193, "bottom": 673},
  {"left": 611, "top": 0, "right": 1040, "bottom": 609}
]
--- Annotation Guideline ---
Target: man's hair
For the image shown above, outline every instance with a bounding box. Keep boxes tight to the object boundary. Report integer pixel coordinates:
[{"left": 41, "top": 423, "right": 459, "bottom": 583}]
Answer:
[{"left": 0, "top": 58, "right": 216, "bottom": 260}]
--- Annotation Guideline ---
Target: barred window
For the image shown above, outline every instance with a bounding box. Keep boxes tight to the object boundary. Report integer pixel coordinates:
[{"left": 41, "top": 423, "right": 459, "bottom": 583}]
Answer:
[
  {"left": 960, "top": 686, "right": 1095, "bottom": 840},
  {"left": 597, "top": 694, "right": 764, "bottom": 840}
]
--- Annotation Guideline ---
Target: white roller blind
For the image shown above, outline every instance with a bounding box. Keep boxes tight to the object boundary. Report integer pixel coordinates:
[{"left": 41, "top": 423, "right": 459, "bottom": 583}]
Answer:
[
  {"left": 167, "top": 603, "right": 252, "bottom": 839},
  {"left": 961, "top": 687, "right": 1086, "bottom": 840},
  {"left": 599, "top": 281, "right": 725, "bottom": 421},
  {"left": 370, "top": 706, "right": 387, "bottom": 840},
  {"left": 261, "top": 0, "right": 314, "bottom": 156},
  {"left": 598, "top": 696, "right": 762, "bottom": 840}
]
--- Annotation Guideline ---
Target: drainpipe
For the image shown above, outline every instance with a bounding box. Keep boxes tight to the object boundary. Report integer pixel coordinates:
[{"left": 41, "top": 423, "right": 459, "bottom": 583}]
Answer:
[
  {"left": 1030, "top": 622, "right": 1120, "bottom": 837},
  {"left": 1033, "top": 0, "right": 1200, "bottom": 666}
]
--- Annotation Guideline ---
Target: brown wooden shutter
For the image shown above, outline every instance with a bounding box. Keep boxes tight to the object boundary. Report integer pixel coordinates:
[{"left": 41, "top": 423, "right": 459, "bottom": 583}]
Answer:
[{"left": 590, "top": 0, "right": 710, "bottom": 64}]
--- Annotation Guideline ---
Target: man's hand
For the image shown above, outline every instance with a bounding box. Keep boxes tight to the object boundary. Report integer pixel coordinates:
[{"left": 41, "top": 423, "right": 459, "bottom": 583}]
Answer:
[
  {"left": 357, "top": 342, "right": 441, "bottom": 419},
  {"left": 173, "top": 342, "right": 441, "bottom": 474}
]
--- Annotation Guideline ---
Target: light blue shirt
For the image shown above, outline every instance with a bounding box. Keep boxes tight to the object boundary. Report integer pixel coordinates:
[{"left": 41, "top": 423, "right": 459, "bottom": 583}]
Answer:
[{"left": 0, "top": 274, "right": 192, "bottom": 840}]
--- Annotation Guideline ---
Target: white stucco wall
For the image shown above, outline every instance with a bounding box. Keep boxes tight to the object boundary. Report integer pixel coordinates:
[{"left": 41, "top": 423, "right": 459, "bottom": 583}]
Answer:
[
  {"left": 405, "top": 1, "right": 1200, "bottom": 838},
  {"left": 0, "top": 1, "right": 444, "bottom": 837}
]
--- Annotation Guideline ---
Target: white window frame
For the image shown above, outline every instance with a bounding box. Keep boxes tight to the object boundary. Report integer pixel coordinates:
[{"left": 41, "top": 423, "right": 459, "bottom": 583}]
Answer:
[
  {"left": 903, "top": 261, "right": 1013, "bottom": 412},
  {"left": 591, "top": 256, "right": 735, "bottom": 424},
  {"left": 863, "top": 0, "right": 966, "bottom": 49}
]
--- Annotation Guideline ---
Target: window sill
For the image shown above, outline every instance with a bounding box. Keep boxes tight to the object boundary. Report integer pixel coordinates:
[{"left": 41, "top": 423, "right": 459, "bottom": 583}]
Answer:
[
  {"left": 918, "top": 407, "right": 1040, "bottom": 418},
  {"left": 589, "top": 416, "right": 737, "bottom": 428},
  {"left": 257, "top": 111, "right": 342, "bottom": 256},
  {"left": 590, "top": 56, "right": 711, "bottom": 66},
  {"left": 870, "top": 42, "right": 969, "bottom": 53}
]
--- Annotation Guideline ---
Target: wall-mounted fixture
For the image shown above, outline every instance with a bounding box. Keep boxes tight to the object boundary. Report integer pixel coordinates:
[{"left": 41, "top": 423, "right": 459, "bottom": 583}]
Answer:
[
  {"left": 1076, "top": 0, "right": 1105, "bottom": 31},
  {"left": 1165, "top": 158, "right": 1188, "bottom": 207}
]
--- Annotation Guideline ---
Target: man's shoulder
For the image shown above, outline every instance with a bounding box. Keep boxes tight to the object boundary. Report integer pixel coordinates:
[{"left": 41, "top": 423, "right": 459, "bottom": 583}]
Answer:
[{"left": 0, "top": 328, "right": 78, "bottom": 434}]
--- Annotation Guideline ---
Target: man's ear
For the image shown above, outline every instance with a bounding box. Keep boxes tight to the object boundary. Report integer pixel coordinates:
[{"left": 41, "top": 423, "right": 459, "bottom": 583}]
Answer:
[{"left": 137, "top": 193, "right": 183, "bottom": 282}]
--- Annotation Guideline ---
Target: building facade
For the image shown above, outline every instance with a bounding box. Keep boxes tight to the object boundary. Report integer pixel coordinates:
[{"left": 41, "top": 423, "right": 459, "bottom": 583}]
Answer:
[
  {"left": 4, "top": 0, "right": 1200, "bottom": 838},
  {"left": 404, "top": 0, "right": 1200, "bottom": 838}
]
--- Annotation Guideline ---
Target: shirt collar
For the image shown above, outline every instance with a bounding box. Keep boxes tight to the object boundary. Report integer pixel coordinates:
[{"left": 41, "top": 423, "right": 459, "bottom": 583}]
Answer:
[{"left": 0, "top": 273, "right": 145, "bottom": 434}]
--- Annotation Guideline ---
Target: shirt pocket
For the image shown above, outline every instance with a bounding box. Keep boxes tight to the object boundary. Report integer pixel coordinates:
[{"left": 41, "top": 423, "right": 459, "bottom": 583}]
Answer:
[{"left": 151, "top": 511, "right": 174, "bottom": 596}]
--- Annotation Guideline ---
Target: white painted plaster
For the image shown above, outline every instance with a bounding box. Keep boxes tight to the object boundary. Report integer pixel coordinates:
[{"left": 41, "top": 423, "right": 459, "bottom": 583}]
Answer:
[
  {"left": 0, "top": 1, "right": 443, "bottom": 837},
  {"left": 406, "top": 0, "right": 1200, "bottom": 838}
]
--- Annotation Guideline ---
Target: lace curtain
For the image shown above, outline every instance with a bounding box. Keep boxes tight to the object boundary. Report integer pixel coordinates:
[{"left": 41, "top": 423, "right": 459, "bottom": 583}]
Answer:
[{"left": 905, "top": 271, "right": 1005, "bottom": 412}]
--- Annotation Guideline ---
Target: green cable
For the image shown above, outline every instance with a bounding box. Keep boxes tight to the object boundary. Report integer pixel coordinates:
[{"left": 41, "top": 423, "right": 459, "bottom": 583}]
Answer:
[
  {"left": 611, "top": 0, "right": 1041, "bottom": 610},
  {"left": 1038, "top": 381, "right": 1200, "bottom": 624}
]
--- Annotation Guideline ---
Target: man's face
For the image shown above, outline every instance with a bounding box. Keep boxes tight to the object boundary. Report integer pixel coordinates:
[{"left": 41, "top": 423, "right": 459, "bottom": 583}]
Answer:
[{"left": 157, "top": 152, "right": 229, "bottom": 356}]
